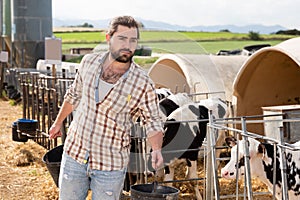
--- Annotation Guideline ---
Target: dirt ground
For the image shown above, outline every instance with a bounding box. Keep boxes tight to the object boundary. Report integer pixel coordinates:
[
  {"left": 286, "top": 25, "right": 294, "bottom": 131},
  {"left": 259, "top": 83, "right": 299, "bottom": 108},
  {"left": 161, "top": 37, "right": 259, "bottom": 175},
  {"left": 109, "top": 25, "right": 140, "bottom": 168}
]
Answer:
[
  {"left": 0, "top": 98, "right": 59, "bottom": 200},
  {"left": 0, "top": 98, "right": 273, "bottom": 200}
]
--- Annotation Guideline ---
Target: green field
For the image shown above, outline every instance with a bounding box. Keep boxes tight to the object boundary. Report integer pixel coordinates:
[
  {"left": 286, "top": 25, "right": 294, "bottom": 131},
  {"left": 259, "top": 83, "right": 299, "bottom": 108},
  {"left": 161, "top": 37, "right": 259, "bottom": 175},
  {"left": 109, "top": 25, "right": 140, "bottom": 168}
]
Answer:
[{"left": 54, "top": 30, "right": 295, "bottom": 54}]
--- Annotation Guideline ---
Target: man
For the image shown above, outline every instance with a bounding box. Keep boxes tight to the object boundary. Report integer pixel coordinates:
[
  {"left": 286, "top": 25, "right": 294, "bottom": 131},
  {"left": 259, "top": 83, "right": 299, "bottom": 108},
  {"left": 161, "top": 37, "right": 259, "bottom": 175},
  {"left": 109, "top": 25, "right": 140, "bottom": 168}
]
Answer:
[{"left": 49, "top": 16, "right": 164, "bottom": 200}]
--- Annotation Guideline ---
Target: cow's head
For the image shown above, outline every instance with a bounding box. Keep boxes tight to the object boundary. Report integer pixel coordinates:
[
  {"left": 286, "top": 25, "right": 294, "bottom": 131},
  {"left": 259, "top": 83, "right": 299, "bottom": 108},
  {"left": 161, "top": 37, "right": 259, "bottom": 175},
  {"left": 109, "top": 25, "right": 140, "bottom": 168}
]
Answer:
[{"left": 221, "top": 137, "right": 270, "bottom": 179}]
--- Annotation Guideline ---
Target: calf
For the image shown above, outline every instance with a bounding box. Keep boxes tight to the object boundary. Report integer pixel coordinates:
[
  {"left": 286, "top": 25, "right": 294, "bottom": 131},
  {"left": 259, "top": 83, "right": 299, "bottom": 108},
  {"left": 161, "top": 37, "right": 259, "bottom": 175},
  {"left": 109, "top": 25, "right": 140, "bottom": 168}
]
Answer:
[
  {"left": 221, "top": 137, "right": 300, "bottom": 200},
  {"left": 149, "top": 98, "right": 228, "bottom": 200}
]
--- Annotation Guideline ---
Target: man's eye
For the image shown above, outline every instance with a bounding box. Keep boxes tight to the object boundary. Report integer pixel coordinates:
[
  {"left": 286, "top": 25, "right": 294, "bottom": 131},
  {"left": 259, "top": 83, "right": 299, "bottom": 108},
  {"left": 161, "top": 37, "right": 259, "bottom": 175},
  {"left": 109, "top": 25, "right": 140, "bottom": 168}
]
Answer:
[
  {"left": 119, "top": 37, "right": 126, "bottom": 41},
  {"left": 130, "top": 39, "right": 138, "bottom": 43}
]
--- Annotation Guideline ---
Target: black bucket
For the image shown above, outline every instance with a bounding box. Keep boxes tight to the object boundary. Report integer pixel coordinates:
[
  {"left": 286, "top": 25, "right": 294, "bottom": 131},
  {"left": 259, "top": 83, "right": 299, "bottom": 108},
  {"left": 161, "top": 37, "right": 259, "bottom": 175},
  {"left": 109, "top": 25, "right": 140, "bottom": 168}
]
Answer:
[
  {"left": 17, "top": 118, "right": 38, "bottom": 137},
  {"left": 42, "top": 145, "right": 64, "bottom": 187},
  {"left": 130, "top": 184, "right": 179, "bottom": 200},
  {"left": 12, "top": 121, "right": 28, "bottom": 142}
]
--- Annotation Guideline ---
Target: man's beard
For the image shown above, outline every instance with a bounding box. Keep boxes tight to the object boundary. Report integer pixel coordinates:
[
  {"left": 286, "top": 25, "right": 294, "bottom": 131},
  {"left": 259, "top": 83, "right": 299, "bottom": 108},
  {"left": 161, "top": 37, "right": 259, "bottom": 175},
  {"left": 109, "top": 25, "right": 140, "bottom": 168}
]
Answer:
[{"left": 111, "top": 49, "right": 134, "bottom": 63}]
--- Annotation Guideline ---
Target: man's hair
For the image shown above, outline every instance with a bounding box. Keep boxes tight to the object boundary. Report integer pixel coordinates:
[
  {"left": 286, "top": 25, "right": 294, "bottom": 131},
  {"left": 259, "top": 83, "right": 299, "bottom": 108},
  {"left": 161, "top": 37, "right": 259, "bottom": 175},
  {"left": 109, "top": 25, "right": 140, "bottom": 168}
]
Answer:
[{"left": 107, "top": 16, "right": 140, "bottom": 39}]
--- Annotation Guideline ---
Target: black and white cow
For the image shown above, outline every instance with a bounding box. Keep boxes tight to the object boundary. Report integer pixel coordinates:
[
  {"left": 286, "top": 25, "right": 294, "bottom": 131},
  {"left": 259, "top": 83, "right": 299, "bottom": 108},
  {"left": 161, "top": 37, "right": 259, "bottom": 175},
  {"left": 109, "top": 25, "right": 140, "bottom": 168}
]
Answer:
[
  {"left": 149, "top": 97, "right": 228, "bottom": 200},
  {"left": 221, "top": 137, "right": 300, "bottom": 200}
]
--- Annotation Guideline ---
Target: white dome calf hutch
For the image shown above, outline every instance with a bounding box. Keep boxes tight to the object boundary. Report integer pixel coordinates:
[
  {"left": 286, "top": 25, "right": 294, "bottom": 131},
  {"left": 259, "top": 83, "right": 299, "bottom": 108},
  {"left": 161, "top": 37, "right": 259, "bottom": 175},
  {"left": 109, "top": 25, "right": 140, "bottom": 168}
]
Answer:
[
  {"left": 233, "top": 37, "right": 300, "bottom": 135},
  {"left": 148, "top": 37, "right": 300, "bottom": 136},
  {"left": 148, "top": 54, "right": 248, "bottom": 102}
]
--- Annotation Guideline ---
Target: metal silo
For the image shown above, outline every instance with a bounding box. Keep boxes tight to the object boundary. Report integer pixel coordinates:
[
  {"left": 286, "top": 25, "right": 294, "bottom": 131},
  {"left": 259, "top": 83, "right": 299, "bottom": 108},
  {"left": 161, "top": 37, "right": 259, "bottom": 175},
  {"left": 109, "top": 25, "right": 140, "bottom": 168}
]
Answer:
[
  {"left": 10, "top": 0, "right": 52, "bottom": 68},
  {"left": 2, "top": 0, "right": 11, "bottom": 37},
  {"left": 0, "top": 0, "right": 2, "bottom": 36}
]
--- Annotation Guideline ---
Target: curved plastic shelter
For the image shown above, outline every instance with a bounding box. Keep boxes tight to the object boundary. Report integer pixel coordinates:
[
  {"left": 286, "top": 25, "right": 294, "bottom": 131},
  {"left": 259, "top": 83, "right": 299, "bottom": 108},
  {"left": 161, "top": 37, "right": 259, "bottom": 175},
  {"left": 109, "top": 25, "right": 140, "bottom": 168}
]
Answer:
[
  {"left": 148, "top": 54, "right": 247, "bottom": 102},
  {"left": 233, "top": 37, "right": 300, "bottom": 134}
]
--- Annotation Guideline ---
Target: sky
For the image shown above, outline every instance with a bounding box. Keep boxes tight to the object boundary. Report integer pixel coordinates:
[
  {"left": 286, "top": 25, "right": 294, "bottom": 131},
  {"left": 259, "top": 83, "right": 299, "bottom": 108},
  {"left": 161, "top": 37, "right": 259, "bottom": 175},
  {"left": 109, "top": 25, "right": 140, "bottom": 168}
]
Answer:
[{"left": 52, "top": 0, "right": 300, "bottom": 30}]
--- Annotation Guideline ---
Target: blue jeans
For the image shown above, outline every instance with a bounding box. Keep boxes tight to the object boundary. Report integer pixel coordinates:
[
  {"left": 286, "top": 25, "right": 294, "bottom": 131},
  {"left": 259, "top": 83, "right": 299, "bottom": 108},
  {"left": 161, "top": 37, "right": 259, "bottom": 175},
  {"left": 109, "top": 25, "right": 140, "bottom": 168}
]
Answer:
[{"left": 59, "top": 152, "right": 126, "bottom": 200}]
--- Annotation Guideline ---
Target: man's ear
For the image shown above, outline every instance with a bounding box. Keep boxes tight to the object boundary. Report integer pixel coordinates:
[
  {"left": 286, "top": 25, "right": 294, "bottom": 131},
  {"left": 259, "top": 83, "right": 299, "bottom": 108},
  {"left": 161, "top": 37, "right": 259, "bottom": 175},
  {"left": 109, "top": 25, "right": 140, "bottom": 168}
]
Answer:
[
  {"left": 225, "top": 136, "right": 237, "bottom": 148},
  {"left": 106, "top": 34, "right": 110, "bottom": 42}
]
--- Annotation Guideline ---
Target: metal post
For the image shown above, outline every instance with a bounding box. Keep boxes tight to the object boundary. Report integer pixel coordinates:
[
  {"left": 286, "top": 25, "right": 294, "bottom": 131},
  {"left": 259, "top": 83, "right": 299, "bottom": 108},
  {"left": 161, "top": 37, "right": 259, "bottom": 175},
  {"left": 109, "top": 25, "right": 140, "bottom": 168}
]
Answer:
[
  {"left": 278, "top": 127, "right": 288, "bottom": 200},
  {"left": 208, "top": 110, "right": 220, "bottom": 200},
  {"left": 206, "top": 111, "right": 213, "bottom": 199},
  {"left": 235, "top": 136, "right": 240, "bottom": 200},
  {"left": 241, "top": 117, "right": 253, "bottom": 199},
  {"left": 272, "top": 143, "right": 277, "bottom": 200}
]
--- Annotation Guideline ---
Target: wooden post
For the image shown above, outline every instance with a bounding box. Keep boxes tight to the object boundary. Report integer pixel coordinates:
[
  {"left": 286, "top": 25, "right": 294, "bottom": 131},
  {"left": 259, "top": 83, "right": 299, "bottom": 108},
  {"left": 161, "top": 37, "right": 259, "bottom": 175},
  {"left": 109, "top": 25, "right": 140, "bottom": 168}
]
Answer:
[
  {"left": 52, "top": 64, "right": 56, "bottom": 88},
  {"left": 0, "top": 63, "right": 4, "bottom": 97}
]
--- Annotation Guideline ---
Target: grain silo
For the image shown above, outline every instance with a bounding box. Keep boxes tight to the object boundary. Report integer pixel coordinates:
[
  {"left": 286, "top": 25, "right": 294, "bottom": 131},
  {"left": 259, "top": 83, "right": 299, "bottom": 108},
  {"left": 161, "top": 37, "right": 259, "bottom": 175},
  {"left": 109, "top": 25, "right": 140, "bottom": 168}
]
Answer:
[{"left": 2, "top": 0, "right": 52, "bottom": 68}]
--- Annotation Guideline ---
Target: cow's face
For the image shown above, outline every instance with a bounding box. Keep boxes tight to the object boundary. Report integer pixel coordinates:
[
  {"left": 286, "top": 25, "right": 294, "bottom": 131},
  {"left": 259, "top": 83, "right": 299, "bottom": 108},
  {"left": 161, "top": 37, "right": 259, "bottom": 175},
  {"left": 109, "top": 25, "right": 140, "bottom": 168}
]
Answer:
[
  {"left": 221, "top": 137, "right": 262, "bottom": 179},
  {"left": 221, "top": 138, "right": 245, "bottom": 179}
]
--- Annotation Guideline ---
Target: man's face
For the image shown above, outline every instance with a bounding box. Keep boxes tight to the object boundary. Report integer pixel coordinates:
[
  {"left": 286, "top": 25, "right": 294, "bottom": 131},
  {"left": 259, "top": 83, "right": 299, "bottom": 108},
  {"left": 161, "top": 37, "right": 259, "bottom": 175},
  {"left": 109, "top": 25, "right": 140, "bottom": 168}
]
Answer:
[{"left": 107, "top": 25, "right": 138, "bottom": 63}]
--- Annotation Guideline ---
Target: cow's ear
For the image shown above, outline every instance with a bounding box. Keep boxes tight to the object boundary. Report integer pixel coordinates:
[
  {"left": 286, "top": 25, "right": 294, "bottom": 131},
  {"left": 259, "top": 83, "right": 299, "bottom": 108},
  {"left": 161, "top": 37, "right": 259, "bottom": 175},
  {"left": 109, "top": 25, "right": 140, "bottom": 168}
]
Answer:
[
  {"left": 258, "top": 143, "right": 265, "bottom": 154},
  {"left": 225, "top": 136, "right": 237, "bottom": 147},
  {"left": 258, "top": 143, "right": 272, "bottom": 165}
]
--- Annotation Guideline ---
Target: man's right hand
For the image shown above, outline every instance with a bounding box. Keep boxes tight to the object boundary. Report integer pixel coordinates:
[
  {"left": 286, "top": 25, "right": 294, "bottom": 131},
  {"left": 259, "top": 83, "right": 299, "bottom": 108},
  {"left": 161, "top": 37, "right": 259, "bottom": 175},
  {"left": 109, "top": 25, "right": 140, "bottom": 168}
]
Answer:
[
  {"left": 49, "top": 123, "right": 62, "bottom": 139},
  {"left": 151, "top": 149, "right": 164, "bottom": 170}
]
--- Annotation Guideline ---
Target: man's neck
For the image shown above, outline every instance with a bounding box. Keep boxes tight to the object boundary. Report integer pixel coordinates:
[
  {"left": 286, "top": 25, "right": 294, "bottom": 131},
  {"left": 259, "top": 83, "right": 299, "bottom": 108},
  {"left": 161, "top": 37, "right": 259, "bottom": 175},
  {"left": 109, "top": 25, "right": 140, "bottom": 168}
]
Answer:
[
  {"left": 101, "top": 57, "right": 130, "bottom": 84},
  {"left": 104, "top": 54, "right": 131, "bottom": 72}
]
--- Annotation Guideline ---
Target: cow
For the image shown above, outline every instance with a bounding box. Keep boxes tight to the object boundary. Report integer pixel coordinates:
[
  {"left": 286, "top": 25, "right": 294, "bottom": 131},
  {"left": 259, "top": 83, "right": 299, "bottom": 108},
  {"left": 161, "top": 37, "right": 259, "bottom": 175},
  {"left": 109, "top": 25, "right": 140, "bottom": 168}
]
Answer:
[
  {"left": 149, "top": 97, "right": 228, "bottom": 200},
  {"left": 221, "top": 136, "right": 300, "bottom": 200}
]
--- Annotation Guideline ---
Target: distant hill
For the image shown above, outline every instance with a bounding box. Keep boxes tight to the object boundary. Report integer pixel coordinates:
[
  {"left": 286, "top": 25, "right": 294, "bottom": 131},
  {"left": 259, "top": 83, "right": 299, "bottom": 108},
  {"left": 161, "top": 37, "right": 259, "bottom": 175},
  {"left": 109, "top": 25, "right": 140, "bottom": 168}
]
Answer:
[{"left": 53, "top": 18, "right": 287, "bottom": 34}]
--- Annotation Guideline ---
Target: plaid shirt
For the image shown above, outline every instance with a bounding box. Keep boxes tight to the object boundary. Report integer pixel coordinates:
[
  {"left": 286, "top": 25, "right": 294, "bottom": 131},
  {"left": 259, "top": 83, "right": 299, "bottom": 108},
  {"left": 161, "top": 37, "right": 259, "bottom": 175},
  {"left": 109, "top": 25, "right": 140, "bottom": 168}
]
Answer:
[{"left": 63, "top": 52, "right": 163, "bottom": 171}]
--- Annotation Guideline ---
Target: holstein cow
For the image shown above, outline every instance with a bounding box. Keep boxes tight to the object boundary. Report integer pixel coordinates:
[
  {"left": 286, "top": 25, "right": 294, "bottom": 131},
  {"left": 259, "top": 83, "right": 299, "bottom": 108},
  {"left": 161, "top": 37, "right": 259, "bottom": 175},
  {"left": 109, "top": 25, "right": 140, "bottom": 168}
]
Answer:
[
  {"left": 149, "top": 97, "right": 228, "bottom": 200},
  {"left": 221, "top": 137, "right": 300, "bottom": 200}
]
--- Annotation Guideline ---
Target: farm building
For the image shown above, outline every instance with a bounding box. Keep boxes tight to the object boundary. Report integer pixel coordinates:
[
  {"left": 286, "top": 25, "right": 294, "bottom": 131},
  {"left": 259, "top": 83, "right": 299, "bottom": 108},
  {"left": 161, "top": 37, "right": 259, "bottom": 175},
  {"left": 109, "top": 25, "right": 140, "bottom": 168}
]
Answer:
[{"left": 148, "top": 37, "right": 300, "bottom": 135}]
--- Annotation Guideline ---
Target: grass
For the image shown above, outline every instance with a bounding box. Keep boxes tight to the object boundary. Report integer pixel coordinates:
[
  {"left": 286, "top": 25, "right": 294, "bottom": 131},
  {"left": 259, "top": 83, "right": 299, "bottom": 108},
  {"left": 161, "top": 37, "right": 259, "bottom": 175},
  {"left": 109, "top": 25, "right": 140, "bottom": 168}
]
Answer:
[
  {"left": 54, "top": 31, "right": 106, "bottom": 43},
  {"left": 53, "top": 30, "right": 296, "bottom": 55},
  {"left": 60, "top": 40, "right": 285, "bottom": 55},
  {"left": 133, "top": 56, "right": 159, "bottom": 69}
]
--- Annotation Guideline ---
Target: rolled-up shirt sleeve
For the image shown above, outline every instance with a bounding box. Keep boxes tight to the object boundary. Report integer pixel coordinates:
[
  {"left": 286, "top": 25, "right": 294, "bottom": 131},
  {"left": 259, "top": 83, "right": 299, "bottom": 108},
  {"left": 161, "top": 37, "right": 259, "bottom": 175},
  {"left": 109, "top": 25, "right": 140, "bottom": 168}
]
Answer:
[
  {"left": 64, "top": 57, "right": 85, "bottom": 109},
  {"left": 139, "top": 82, "right": 164, "bottom": 137}
]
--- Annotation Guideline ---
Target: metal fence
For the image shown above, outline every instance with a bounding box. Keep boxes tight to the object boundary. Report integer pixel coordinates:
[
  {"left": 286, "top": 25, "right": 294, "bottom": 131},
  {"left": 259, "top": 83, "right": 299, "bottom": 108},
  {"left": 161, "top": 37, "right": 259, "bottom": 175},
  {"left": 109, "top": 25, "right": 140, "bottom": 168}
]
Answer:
[
  {"left": 207, "top": 113, "right": 300, "bottom": 199},
  {"left": 126, "top": 110, "right": 300, "bottom": 199}
]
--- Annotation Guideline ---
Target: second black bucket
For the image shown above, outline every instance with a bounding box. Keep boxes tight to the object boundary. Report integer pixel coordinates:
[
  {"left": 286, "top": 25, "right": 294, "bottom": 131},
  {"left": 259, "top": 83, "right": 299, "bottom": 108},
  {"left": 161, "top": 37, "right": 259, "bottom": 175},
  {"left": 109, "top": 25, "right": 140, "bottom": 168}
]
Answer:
[
  {"left": 12, "top": 121, "right": 28, "bottom": 142},
  {"left": 130, "top": 184, "right": 179, "bottom": 200},
  {"left": 42, "top": 145, "right": 64, "bottom": 187}
]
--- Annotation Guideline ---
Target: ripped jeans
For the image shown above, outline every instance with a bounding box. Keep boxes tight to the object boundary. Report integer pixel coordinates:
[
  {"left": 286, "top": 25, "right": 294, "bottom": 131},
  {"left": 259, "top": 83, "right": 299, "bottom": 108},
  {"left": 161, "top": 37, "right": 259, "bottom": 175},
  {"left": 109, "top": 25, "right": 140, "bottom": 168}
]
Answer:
[{"left": 59, "top": 152, "right": 126, "bottom": 200}]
